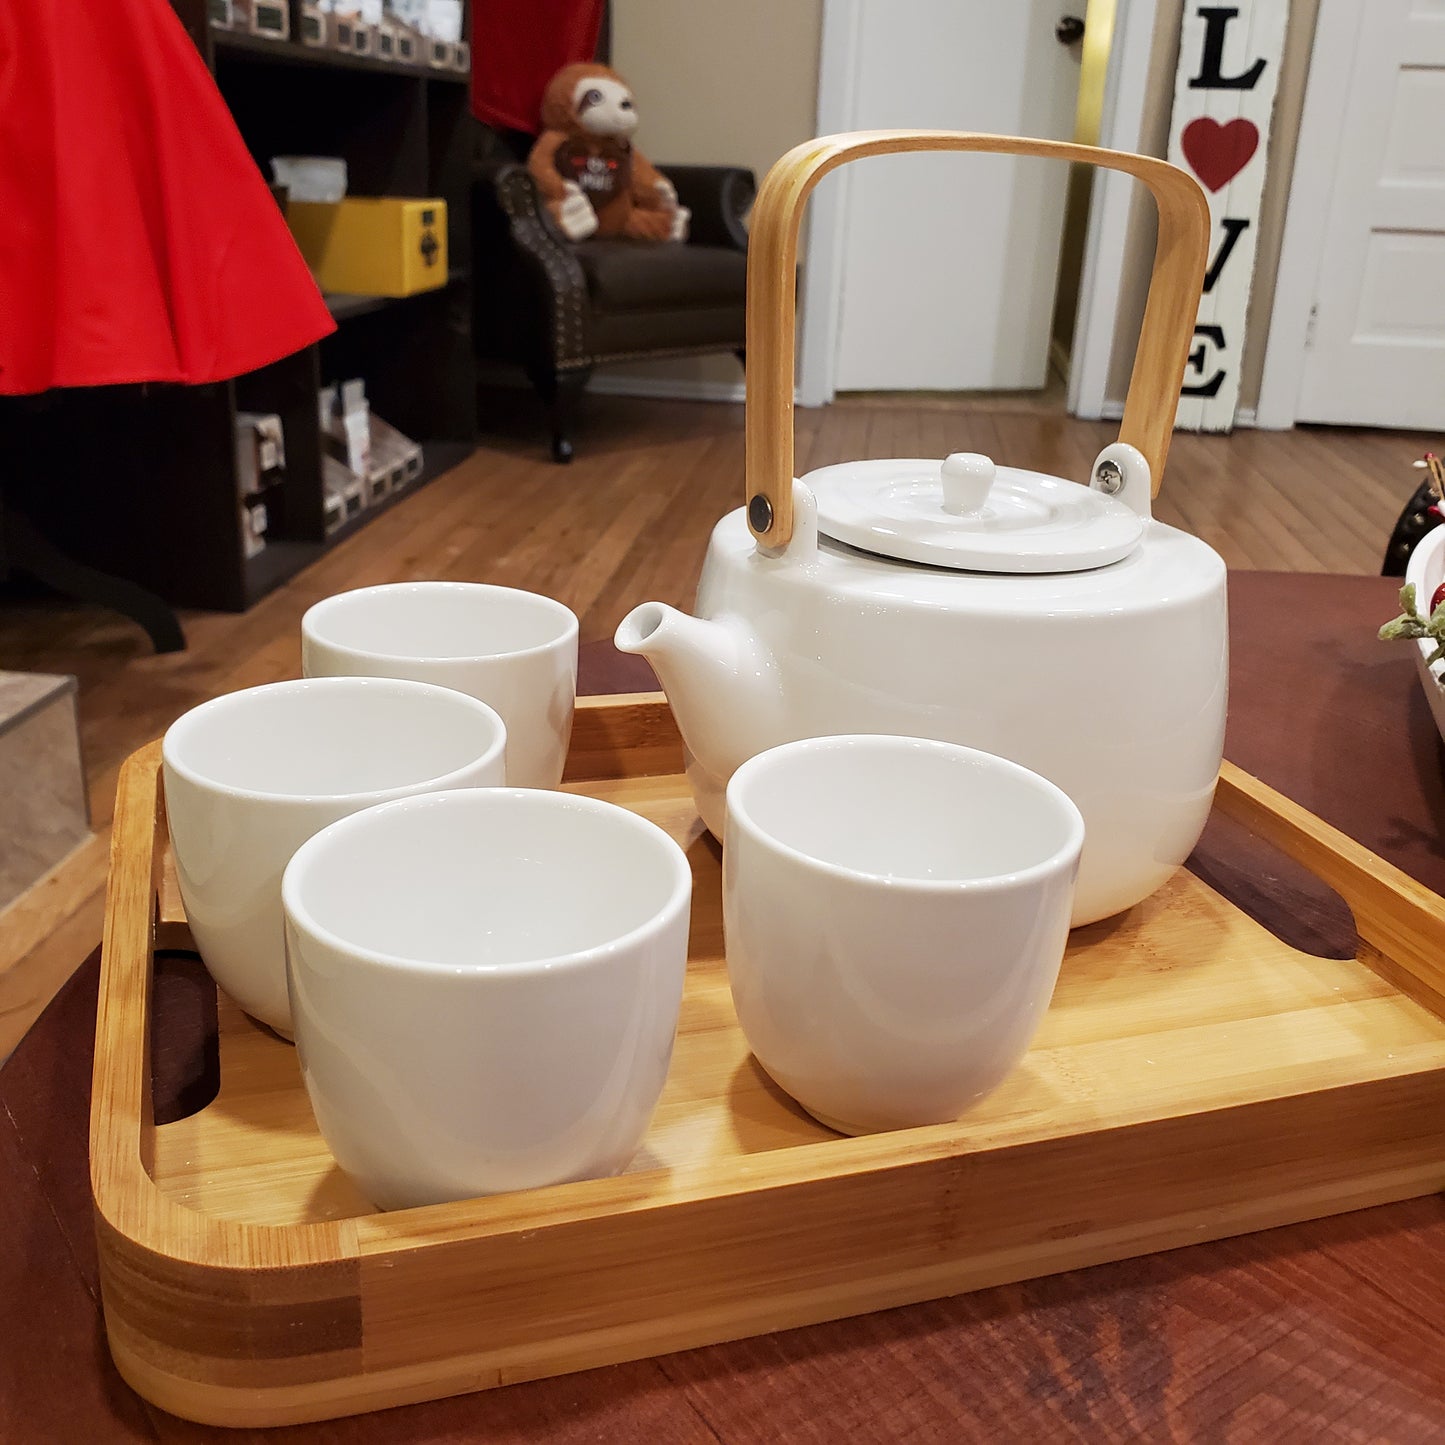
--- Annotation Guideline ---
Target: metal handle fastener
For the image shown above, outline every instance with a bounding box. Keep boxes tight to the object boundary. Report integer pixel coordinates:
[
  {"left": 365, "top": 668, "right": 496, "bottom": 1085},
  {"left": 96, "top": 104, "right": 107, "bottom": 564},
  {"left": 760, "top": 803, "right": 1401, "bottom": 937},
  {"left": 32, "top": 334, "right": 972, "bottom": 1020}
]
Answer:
[{"left": 1093, "top": 459, "right": 1124, "bottom": 495}]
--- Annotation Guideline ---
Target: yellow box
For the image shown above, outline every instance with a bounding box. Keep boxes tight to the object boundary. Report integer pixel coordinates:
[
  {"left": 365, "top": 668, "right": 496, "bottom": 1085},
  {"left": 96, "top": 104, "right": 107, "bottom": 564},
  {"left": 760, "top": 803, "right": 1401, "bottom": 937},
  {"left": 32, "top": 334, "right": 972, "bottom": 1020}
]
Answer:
[{"left": 286, "top": 198, "right": 448, "bottom": 297}]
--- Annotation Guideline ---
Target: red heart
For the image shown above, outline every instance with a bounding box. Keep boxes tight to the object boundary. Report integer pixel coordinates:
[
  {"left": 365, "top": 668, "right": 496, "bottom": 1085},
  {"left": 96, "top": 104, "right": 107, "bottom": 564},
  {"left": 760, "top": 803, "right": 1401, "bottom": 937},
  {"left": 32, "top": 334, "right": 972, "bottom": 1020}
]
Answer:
[{"left": 1181, "top": 117, "right": 1259, "bottom": 193}]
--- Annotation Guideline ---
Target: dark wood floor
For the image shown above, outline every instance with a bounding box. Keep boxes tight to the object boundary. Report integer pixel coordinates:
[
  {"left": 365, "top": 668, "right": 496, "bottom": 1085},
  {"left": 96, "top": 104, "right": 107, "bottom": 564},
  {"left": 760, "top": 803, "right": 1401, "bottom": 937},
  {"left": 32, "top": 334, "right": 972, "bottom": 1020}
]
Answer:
[{"left": 0, "top": 392, "right": 1435, "bottom": 1051}]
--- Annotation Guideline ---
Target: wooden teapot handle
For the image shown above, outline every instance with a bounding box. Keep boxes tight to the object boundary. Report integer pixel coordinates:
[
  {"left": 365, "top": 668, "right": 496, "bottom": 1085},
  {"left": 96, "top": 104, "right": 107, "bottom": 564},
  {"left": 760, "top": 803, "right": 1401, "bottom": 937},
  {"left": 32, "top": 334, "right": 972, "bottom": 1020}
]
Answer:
[{"left": 745, "top": 130, "right": 1210, "bottom": 548}]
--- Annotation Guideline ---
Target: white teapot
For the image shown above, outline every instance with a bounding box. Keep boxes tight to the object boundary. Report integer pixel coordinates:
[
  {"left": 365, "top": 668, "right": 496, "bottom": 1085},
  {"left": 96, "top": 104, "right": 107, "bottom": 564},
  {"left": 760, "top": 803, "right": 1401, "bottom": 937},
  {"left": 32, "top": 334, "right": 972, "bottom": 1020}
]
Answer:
[{"left": 617, "top": 132, "right": 1225, "bottom": 926}]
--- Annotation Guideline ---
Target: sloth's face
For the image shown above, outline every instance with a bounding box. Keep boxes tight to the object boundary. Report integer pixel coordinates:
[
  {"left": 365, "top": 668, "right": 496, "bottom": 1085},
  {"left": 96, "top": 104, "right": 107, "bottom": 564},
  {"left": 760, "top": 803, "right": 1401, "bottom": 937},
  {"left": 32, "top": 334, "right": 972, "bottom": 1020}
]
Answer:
[{"left": 572, "top": 76, "right": 639, "bottom": 139}]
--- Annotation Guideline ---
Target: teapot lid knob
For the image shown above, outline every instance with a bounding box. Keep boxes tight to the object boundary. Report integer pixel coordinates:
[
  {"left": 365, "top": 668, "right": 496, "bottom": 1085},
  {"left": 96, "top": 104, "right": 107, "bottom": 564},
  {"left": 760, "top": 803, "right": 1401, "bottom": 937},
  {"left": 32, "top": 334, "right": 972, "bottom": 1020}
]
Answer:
[{"left": 940, "top": 453, "right": 996, "bottom": 515}]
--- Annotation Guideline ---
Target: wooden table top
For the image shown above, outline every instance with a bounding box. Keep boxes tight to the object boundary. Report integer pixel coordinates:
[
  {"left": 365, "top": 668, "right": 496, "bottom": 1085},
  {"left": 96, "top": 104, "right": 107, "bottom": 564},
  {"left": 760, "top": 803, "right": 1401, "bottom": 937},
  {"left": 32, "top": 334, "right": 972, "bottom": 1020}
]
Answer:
[{"left": 4, "top": 570, "right": 1444, "bottom": 1443}]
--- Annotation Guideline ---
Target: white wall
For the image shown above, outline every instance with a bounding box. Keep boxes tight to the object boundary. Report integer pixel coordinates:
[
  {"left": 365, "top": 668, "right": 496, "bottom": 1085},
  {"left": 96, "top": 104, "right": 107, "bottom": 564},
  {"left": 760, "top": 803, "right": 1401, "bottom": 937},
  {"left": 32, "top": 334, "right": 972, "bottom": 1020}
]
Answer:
[
  {"left": 604, "top": 0, "right": 824, "bottom": 398},
  {"left": 606, "top": 0, "right": 1322, "bottom": 413}
]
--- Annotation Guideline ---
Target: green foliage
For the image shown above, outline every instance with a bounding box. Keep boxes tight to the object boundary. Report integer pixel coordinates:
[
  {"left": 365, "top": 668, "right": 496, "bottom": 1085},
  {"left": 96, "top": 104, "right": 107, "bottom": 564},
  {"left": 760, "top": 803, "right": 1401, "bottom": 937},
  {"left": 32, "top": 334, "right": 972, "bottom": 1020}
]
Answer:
[{"left": 1379, "top": 583, "right": 1445, "bottom": 668}]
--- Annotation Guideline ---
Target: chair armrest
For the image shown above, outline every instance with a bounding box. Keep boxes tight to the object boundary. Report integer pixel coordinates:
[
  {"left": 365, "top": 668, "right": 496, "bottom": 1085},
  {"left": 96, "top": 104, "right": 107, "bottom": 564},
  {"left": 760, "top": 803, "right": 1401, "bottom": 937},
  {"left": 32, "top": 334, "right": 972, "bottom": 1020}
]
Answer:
[
  {"left": 492, "top": 166, "right": 586, "bottom": 281},
  {"left": 659, "top": 165, "right": 755, "bottom": 250},
  {"left": 486, "top": 164, "right": 591, "bottom": 367}
]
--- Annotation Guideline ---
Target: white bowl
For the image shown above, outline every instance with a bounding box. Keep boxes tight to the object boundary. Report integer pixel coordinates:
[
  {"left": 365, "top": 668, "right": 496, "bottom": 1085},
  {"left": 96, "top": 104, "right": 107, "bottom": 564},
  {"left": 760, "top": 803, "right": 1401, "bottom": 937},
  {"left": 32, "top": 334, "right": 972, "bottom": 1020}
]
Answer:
[
  {"left": 1403, "top": 521, "right": 1445, "bottom": 743},
  {"left": 163, "top": 678, "right": 507, "bottom": 1035},
  {"left": 723, "top": 734, "right": 1084, "bottom": 1135},
  {"left": 283, "top": 787, "right": 692, "bottom": 1209},
  {"left": 301, "top": 582, "right": 579, "bottom": 789}
]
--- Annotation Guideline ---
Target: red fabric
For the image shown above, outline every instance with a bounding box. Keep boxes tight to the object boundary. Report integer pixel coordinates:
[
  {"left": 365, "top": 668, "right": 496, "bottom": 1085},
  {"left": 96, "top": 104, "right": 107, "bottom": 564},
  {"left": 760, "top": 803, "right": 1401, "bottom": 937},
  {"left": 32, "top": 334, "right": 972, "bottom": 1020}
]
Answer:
[
  {"left": 469, "top": 0, "right": 604, "bottom": 134},
  {"left": 0, "top": 0, "right": 334, "bottom": 396}
]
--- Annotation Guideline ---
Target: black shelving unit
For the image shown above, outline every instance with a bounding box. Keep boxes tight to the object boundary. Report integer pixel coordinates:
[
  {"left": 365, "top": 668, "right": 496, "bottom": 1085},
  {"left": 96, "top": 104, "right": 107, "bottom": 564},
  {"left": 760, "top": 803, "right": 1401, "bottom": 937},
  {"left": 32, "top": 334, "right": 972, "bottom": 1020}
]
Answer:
[
  {"left": 0, "top": 1, "right": 478, "bottom": 615},
  {"left": 324, "top": 267, "right": 467, "bottom": 322},
  {"left": 213, "top": 27, "right": 470, "bottom": 84}
]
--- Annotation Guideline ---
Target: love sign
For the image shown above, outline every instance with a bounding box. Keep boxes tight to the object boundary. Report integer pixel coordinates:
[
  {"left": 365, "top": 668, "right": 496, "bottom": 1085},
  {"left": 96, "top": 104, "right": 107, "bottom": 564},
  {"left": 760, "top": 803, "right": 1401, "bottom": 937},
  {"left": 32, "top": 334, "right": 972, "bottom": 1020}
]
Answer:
[{"left": 1167, "top": 1, "right": 1288, "bottom": 431}]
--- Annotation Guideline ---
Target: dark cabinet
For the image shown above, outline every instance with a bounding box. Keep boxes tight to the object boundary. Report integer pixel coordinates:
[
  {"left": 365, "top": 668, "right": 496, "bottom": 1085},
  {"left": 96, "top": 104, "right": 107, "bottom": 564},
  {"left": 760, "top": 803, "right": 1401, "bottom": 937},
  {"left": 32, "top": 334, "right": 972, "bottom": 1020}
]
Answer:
[{"left": 0, "top": 1, "right": 477, "bottom": 613}]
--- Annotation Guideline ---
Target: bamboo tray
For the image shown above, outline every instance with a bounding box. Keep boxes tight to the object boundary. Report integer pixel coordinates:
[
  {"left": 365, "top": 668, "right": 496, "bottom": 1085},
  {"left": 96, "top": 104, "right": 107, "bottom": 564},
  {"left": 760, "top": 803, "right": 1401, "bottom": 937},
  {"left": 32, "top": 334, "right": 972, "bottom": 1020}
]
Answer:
[{"left": 92, "top": 694, "right": 1445, "bottom": 1428}]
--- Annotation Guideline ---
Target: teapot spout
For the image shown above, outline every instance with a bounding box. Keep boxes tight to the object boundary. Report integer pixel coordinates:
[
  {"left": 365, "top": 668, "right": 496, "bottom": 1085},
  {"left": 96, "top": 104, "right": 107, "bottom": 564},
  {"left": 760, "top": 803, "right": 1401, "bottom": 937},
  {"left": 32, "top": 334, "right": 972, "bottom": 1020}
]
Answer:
[{"left": 615, "top": 602, "right": 782, "bottom": 783}]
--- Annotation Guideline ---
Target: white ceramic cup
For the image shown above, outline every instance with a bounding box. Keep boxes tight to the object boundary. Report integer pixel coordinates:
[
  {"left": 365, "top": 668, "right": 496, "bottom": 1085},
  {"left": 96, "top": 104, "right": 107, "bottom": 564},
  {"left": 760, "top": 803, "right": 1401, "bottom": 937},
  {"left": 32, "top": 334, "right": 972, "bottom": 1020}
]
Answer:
[
  {"left": 300, "top": 582, "right": 580, "bottom": 789},
  {"left": 724, "top": 735, "right": 1084, "bottom": 1135},
  {"left": 282, "top": 788, "right": 692, "bottom": 1210},
  {"left": 162, "top": 678, "right": 507, "bottom": 1037}
]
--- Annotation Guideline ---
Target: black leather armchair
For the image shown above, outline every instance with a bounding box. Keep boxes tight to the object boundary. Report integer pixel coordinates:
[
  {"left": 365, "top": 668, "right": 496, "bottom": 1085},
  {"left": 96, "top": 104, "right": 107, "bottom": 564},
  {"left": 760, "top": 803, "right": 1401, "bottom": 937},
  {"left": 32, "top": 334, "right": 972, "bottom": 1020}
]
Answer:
[{"left": 472, "top": 158, "right": 754, "bottom": 461}]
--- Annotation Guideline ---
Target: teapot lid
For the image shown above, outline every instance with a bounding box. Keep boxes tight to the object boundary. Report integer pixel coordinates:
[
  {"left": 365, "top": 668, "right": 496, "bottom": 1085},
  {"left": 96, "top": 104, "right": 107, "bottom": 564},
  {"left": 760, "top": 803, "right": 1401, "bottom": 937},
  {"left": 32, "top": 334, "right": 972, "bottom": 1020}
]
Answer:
[{"left": 802, "top": 453, "right": 1145, "bottom": 573}]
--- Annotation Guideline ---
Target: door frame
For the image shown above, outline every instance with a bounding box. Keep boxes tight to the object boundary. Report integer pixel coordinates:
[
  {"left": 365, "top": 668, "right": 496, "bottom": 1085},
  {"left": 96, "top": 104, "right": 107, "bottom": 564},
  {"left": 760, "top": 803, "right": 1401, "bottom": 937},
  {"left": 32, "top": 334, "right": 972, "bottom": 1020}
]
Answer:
[
  {"left": 797, "top": 0, "right": 1159, "bottom": 415},
  {"left": 1068, "top": 0, "right": 1162, "bottom": 420},
  {"left": 796, "top": 0, "right": 861, "bottom": 406},
  {"left": 1254, "top": 0, "right": 1366, "bottom": 429}
]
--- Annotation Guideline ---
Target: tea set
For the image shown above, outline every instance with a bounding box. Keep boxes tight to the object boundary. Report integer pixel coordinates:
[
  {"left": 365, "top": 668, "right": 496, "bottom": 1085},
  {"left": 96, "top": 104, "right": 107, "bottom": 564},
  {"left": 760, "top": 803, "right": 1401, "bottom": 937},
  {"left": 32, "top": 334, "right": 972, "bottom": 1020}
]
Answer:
[{"left": 160, "top": 132, "right": 1218, "bottom": 1212}]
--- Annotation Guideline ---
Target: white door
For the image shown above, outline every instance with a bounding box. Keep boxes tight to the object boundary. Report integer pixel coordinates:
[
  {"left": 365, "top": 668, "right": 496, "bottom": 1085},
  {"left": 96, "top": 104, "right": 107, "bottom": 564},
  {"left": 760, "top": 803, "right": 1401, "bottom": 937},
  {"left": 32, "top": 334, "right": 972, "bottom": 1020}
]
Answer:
[
  {"left": 1295, "top": 0, "right": 1445, "bottom": 428},
  {"left": 827, "top": 1, "right": 1082, "bottom": 393}
]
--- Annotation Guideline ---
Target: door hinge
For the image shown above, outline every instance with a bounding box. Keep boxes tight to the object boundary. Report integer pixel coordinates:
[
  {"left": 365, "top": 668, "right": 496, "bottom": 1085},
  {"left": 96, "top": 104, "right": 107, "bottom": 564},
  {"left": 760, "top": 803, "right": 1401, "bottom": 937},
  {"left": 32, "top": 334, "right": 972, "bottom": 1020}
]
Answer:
[{"left": 1305, "top": 302, "right": 1319, "bottom": 349}]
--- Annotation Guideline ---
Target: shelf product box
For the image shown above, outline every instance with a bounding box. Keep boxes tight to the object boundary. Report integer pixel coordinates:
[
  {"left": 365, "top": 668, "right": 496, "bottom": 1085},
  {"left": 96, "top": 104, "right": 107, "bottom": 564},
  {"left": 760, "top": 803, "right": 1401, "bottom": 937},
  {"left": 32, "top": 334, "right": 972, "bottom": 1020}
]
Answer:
[
  {"left": 329, "top": 0, "right": 379, "bottom": 54},
  {"left": 287, "top": 198, "right": 448, "bottom": 297},
  {"left": 241, "top": 497, "right": 267, "bottom": 559},
  {"left": 298, "top": 3, "right": 326, "bottom": 45},
  {"left": 322, "top": 455, "right": 365, "bottom": 535},
  {"left": 391, "top": 22, "right": 421, "bottom": 63},
  {"left": 270, "top": 155, "right": 347, "bottom": 204},
  {"left": 383, "top": 1, "right": 432, "bottom": 62},
  {"left": 234, "top": 411, "right": 286, "bottom": 560},
  {"left": 368, "top": 412, "right": 424, "bottom": 502},
  {"left": 230, "top": 0, "right": 290, "bottom": 39},
  {"left": 317, "top": 385, "right": 422, "bottom": 513},
  {"left": 234, "top": 412, "right": 285, "bottom": 497},
  {"left": 422, "top": 1, "right": 463, "bottom": 68},
  {"left": 345, "top": 19, "right": 375, "bottom": 54},
  {"left": 319, "top": 381, "right": 372, "bottom": 482}
]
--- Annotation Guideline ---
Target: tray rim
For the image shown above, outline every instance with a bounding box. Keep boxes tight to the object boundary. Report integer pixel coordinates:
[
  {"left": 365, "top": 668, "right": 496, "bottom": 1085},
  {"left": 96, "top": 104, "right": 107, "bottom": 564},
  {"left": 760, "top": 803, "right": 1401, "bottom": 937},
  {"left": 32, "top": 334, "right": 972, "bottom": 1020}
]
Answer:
[
  {"left": 94, "top": 692, "right": 1445, "bottom": 1266},
  {"left": 90, "top": 692, "right": 1445, "bottom": 1424}
]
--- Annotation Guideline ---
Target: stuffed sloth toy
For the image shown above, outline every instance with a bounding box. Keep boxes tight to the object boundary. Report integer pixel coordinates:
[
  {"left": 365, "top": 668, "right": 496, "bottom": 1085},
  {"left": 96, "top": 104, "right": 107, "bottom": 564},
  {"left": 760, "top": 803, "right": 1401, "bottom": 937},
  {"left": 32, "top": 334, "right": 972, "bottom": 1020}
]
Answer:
[{"left": 527, "top": 63, "right": 689, "bottom": 244}]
